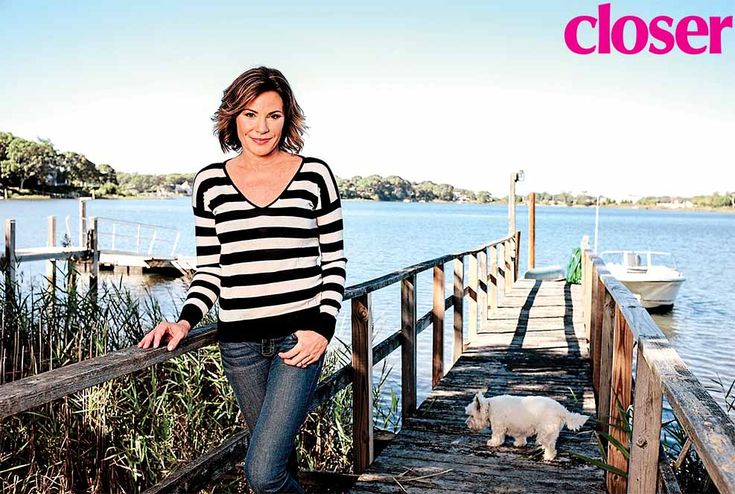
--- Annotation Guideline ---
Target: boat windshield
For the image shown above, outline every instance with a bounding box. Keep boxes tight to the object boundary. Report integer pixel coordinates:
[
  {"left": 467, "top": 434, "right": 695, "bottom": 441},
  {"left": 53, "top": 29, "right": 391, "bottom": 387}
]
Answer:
[{"left": 600, "top": 251, "right": 677, "bottom": 269}]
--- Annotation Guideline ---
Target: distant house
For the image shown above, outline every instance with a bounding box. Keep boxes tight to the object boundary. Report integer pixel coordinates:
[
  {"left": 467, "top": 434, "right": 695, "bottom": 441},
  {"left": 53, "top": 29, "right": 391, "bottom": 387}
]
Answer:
[
  {"left": 175, "top": 180, "right": 192, "bottom": 195},
  {"left": 45, "top": 167, "right": 68, "bottom": 186}
]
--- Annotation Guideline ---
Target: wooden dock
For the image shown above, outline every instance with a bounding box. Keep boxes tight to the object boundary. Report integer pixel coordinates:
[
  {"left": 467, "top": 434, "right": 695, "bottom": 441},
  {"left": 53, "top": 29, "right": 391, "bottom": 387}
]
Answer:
[{"left": 350, "top": 279, "right": 605, "bottom": 493}]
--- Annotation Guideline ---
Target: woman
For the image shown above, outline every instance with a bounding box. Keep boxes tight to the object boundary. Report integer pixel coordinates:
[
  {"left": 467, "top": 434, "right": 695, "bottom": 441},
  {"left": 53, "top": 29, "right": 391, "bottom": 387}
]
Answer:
[{"left": 138, "top": 66, "right": 348, "bottom": 494}]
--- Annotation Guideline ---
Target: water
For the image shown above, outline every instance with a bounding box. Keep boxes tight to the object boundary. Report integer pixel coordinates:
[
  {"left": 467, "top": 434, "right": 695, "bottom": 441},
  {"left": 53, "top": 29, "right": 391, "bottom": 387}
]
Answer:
[{"left": 3, "top": 198, "right": 734, "bottom": 418}]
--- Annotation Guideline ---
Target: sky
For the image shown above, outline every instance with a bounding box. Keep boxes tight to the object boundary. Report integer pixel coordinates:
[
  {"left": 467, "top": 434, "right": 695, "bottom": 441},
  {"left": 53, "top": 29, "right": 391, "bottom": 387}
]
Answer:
[{"left": 1, "top": 0, "right": 734, "bottom": 199}]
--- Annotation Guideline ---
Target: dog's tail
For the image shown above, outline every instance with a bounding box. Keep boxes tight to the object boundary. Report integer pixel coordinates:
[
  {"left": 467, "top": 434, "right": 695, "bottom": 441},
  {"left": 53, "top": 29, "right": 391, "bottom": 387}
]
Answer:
[{"left": 564, "top": 410, "right": 590, "bottom": 431}]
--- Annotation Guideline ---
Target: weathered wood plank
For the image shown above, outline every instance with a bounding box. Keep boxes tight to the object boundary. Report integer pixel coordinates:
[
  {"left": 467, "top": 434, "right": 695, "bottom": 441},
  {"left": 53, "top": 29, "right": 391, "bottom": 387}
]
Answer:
[
  {"left": 608, "top": 305, "right": 633, "bottom": 494},
  {"left": 432, "top": 264, "right": 445, "bottom": 389},
  {"left": 352, "top": 293, "right": 374, "bottom": 474},
  {"left": 452, "top": 257, "right": 464, "bottom": 364},
  {"left": 401, "top": 274, "right": 417, "bottom": 420},
  {"left": 628, "top": 345, "right": 663, "bottom": 494}
]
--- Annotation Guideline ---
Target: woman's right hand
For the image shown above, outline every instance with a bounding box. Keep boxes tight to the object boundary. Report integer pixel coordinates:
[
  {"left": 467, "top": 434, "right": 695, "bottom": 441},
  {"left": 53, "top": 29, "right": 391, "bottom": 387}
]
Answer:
[{"left": 137, "top": 320, "right": 191, "bottom": 351}]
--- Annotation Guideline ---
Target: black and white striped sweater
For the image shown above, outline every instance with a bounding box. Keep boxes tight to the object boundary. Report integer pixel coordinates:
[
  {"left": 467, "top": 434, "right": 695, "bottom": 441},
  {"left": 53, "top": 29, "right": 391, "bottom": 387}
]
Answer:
[{"left": 176, "top": 156, "right": 347, "bottom": 342}]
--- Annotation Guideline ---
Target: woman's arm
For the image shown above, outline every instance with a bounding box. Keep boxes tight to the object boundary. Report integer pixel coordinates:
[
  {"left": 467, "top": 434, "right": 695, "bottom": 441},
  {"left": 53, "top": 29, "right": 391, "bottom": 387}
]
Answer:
[
  {"left": 313, "top": 163, "right": 348, "bottom": 342},
  {"left": 176, "top": 170, "right": 222, "bottom": 329}
]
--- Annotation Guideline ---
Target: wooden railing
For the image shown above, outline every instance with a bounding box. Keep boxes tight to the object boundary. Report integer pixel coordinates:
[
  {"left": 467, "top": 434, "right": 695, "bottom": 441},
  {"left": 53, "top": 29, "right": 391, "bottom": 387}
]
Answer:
[
  {"left": 582, "top": 249, "right": 735, "bottom": 494},
  {"left": 0, "top": 232, "right": 521, "bottom": 492}
]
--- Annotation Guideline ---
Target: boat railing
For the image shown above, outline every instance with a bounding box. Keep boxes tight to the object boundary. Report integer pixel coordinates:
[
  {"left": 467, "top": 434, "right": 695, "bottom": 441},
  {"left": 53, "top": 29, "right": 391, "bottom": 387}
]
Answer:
[
  {"left": 0, "top": 229, "right": 521, "bottom": 491},
  {"left": 582, "top": 248, "right": 735, "bottom": 494}
]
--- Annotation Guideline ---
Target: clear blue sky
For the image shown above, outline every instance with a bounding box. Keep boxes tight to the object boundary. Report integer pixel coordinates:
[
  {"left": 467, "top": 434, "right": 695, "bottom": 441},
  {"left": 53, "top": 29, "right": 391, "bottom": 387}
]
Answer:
[{"left": 1, "top": 0, "right": 733, "bottom": 198}]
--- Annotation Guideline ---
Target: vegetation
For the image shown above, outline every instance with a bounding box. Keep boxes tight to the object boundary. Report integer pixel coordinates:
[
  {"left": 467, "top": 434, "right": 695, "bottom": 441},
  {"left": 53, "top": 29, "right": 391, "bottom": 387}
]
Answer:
[
  {"left": 0, "top": 263, "right": 398, "bottom": 493},
  {"left": 574, "top": 377, "right": 735, "bottom": 494}
]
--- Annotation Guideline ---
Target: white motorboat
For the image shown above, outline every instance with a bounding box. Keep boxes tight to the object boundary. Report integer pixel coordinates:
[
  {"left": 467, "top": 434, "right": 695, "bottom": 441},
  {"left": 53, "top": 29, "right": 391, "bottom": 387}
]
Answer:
[{"left": 599, "top": 250, "right": 685, "bottom": 311}]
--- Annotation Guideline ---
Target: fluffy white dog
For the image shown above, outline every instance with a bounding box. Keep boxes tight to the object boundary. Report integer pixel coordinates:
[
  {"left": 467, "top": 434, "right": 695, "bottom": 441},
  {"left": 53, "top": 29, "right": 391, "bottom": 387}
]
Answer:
[{"left": 464, "top": 392, "right": 589, "bottom": 461}]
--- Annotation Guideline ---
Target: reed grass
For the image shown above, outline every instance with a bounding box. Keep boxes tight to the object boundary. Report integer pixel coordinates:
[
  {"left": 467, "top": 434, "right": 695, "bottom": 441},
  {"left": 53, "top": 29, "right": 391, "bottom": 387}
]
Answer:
[{"left": 1, "top": 262, "right": 398, "bottom": 493}]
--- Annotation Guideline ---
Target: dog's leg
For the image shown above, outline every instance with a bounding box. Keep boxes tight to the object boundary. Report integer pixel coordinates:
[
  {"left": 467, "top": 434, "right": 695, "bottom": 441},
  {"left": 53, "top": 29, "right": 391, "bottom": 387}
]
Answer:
[
  {"left": 512, "top": 435, "right": 527, "bottom": 447},
  {"left": 487, "top": 427, "right": 506, "bottom": 447},
  {"left": 538, "top": 429, "right": 560, "bottom": 461}
]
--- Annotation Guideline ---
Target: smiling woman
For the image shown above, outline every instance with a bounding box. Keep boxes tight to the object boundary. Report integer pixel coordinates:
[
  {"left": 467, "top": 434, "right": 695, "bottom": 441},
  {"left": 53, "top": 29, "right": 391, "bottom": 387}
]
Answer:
[{"left": 137, "top": 66, "right": 348, "bottom": 494}]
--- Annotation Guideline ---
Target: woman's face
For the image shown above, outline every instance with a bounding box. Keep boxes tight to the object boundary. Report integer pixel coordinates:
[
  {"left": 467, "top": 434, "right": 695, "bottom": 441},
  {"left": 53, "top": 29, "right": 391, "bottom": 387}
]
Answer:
[{"left": 236, "top": 90, "right": 286, "bottom": 157}]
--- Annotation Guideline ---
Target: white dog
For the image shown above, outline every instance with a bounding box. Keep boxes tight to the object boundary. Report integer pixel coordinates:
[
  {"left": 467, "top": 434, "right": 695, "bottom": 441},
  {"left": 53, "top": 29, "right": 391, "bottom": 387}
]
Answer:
[{"left": 464, "top": 392, "right": 589, "bottom": 461}]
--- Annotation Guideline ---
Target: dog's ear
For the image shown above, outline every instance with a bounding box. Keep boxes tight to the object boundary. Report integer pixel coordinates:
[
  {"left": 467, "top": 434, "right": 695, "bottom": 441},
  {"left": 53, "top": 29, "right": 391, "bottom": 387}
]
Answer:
[{"left": 473, "top": 392, "right": 483, "bottom": 412}]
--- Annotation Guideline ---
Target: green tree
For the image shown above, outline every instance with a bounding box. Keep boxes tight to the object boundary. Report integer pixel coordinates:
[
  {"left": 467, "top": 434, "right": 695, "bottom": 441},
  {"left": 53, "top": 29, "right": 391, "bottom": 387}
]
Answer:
[{"left": 4, "top": 137, "right": 56, "bottom": 190}]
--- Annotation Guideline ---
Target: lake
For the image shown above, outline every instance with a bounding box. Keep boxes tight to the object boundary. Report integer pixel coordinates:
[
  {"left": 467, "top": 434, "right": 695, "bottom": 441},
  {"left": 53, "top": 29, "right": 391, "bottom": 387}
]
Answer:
[{"left": 2, "top": 198, "right": 734, "bottom": 417}]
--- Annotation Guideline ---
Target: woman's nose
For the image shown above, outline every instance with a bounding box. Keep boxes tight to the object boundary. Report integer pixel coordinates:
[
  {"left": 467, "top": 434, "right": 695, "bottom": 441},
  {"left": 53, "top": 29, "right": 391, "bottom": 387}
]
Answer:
[{"left": 256, "top": 117, "right": 269, "bottom": 133}]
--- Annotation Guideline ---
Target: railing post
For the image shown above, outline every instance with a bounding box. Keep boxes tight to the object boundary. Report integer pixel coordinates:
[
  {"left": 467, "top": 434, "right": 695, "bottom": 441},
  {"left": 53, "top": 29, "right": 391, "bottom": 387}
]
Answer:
[
  {"left": 608, "top": 305, "right": 633, "bottom": 494},
  {"left": 598, "top": 288, "right": 615, "bottom": 433},
  {"left": 111, "top": 223, "right": 117, "bottom": 251},
  {"left": 478, "top": 248, "right": 488, "bottom": 329},
  {"left": 489, "top": 244, "right": 498, "bottom": 312},
  {"left": 136, "top": 224, "right": 141, "bottom": 253},
  {"left": 432, "top": 263, "right": 445, "bottom": 388},
  {"left": 78, "top": 198, "right": 87, "bottom": 248},
  {"left": 4, "top": 219, "right": 16, "bottom": 309},
  {"left": 504, "top": 239, "right": 510, "bottom": 292},
  {"left": 591, "top": 264, "right": 603, "bottom": 395},
  {"left": 513, "top": 230, "right": 521, "bottom": 282},
  {"left": 628, "top": 343, "right": 663, "bottom": 494},
  {"left": 583, "top": 251, "right": 592, "bottom": 341},
  {"left": 401, "top": 274, "right": 417, "bottom": 420},
  {"left": 89, "top": 217, "right": 99, "bottom": 304},
  {"left": 452, "top": 257, "right": 464, "bottom": 364},
  {"left": 352, "top": 293, "right": 373, "bottom": 474},
  {"left": 469, "top": 253, "right": 478, "bottom": 342},
  {"left": 46, "top": 215, "right": 57, "bottom": 287}
]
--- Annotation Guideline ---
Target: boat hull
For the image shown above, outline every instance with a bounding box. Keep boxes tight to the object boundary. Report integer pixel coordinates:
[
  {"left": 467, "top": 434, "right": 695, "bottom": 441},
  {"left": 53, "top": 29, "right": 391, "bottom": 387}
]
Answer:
[{"left": 617, "top": 278, "right": 684, "bottom": 309}]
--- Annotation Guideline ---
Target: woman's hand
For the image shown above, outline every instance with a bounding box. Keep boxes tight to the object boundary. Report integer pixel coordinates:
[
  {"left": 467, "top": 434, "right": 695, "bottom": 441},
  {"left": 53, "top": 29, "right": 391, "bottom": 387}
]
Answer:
[
  {"left": 278, "top": 330, "right": 328, "bottom": 367},
  {"left": 138, "top": 320, "right": 191, "bottom": 351}
]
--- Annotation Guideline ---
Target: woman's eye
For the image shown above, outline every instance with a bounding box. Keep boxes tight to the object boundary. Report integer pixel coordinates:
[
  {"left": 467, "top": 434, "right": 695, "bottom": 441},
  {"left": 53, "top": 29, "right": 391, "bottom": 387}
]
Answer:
[
  {"left": 270, "top": 114, "right": 282, "bottom": 120},
  {"left": 243, "top": 112, "right": 256, "bottom": 118}
]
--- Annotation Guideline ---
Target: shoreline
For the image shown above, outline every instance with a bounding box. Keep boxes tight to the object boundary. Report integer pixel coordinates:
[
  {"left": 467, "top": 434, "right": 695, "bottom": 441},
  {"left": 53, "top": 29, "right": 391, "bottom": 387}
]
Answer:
[{"left": 2, "top": 194, "right": 733, "bottom": 214}]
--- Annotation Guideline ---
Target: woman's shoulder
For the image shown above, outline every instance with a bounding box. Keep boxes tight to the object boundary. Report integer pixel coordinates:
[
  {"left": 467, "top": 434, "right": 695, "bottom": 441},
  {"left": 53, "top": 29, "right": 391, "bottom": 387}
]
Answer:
[
  {"left": 301, "top": 156, "right": 337, "bottom": 180},
  {"left": 193, "top": 161, "right": 225, "bottom": 182}
]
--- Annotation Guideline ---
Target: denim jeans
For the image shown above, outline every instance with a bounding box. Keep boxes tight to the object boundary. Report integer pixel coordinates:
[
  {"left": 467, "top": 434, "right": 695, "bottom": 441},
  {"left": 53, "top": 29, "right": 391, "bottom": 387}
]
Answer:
[{"left": 219, "top": 333, "right": 324, "bottom": 494}]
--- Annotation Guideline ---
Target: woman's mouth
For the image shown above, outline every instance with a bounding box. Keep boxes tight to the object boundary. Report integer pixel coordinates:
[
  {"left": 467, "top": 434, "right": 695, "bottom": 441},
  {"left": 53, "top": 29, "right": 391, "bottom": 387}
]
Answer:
[{"left": 251, "top": 137, "right": 272, "bottom": 145}]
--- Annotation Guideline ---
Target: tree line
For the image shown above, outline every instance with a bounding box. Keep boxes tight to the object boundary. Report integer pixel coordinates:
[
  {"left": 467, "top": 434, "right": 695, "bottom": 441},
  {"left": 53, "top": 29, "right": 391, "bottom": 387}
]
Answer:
[{"left": 1, "top": 132, "right": 732, "bottom": 207}]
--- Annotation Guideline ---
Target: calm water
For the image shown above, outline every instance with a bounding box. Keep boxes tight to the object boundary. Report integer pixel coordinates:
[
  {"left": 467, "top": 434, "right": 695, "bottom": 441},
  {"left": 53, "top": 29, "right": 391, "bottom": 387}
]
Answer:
[{"left": 2, "top": 198, "right": 734, "bottom": 414}]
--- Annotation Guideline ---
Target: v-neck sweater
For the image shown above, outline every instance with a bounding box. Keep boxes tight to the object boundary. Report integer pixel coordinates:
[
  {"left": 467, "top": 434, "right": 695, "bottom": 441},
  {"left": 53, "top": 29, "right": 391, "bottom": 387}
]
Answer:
[{"left": 176, "top": 156, "right": 348, "bottom": 342}]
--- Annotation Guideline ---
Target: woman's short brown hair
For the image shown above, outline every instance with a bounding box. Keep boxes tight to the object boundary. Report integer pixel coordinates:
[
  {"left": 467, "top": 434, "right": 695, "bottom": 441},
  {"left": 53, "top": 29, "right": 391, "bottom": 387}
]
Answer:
[{"left": 212, "top": 66, "right": 306, "bottom": 154}]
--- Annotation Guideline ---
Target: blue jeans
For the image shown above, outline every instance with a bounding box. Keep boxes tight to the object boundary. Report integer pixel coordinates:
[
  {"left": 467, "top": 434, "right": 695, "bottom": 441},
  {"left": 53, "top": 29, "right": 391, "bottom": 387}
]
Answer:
[{"left": 219, "top": 333, "right": 324, "bottom": 494}]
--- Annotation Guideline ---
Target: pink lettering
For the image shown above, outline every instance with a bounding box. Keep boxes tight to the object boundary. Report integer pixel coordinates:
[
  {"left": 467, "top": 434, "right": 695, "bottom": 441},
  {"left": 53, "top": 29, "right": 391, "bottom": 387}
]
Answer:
[
  {"left": 709, "top": 16, "right": 734, "bottom": 54},
  {"left": 649, "top": 16, "right": 675, "bottom": 55},
  {"left": 564, "top": 15, "right": 597, "bottom": 54},
  {"left": 564, "top": 4, "right": 732, "bottom": 55},
  {"left": 611, "top": 15, "right": 649, "bottom": 54},
  {"left": 676, "top": 16, "right": 709, "bottom": 54}
]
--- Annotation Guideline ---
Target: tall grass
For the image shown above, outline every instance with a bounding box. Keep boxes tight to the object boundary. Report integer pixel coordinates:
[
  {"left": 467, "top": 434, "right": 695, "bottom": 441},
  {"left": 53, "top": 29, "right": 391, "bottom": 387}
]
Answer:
[{"left": 0, "top": 263, "right": 397, "bottom": 493}]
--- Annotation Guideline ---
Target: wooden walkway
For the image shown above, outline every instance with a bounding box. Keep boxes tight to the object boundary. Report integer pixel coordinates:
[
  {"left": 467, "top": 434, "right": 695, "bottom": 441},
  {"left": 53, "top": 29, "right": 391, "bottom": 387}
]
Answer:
[{"left": 350, "top": 280, "right": 605, "bottom": 493}]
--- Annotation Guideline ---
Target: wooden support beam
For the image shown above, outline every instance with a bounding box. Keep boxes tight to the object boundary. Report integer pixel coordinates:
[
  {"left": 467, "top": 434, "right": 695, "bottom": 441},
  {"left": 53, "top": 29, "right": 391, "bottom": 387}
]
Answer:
[
  {"left": 401, "top": 274, "right": 417, "bottom": 420},
  {"left": 607, "top": 305, "right": 634, "bottom": 494},
  {"left": 468, "top": 253, "right": 478, "bottom": 342},
  {"left": 628, "top": 344, "right": 663, "bottom": 494},
  {"left": 452, "top": 257, "right": 464, "bottom": 365},
  {"left": 432, "top": 263, "right": 445, "bottom": 389},
  {"left": 352, "top": 293, "right": 373, "bottom": 474}
]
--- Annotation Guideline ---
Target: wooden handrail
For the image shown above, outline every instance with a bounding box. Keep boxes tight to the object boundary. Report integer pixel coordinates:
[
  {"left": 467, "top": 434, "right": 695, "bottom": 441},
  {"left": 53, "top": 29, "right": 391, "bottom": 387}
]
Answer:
[
  {"left": 582, "top": 249, "right": 735, "bottom": 494},
  {"left": 1, "top": 232, "right": 519, "bottom": 490}
]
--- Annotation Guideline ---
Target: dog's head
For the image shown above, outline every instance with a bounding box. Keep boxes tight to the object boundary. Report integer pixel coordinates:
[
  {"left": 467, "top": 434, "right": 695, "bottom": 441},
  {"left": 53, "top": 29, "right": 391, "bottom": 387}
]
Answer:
[{"left": 464, "top": 391, "right": 489, "bottom": 431}]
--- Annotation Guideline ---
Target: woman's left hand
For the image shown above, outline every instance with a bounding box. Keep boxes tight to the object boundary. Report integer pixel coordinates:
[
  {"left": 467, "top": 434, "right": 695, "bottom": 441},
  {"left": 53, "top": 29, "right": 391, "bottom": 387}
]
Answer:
[{"left": 278, "top": 330, "right": 328, "bottom": 368}]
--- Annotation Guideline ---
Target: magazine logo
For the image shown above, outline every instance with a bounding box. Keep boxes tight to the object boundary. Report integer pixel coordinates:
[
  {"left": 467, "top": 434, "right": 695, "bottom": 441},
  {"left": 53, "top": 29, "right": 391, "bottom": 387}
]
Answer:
[{"left": 565, "top": 3, "right": 733, "bottom": 55}]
